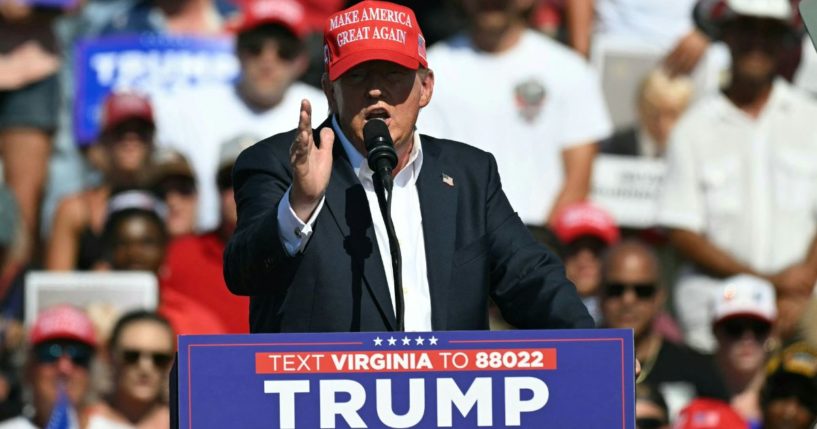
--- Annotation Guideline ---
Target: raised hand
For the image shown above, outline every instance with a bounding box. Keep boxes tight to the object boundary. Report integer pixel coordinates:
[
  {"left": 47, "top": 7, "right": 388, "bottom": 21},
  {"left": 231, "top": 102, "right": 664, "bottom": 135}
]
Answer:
[{"left": 289, "top": 99, "right": 335, "bottom": 221}]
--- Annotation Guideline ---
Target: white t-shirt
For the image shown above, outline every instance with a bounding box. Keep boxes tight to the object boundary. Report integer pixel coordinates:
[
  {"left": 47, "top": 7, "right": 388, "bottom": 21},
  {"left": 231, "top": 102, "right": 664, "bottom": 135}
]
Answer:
[
  {"left": 419, "top": 30, "right": 612, "bottom": 225},
  {"left": 595, "top": 0, "right": 698, "bottom": 51},
  {"left": 658, "top": 79, "right": 817, "bottom": 273},
  {"left": 154, "top": 82, "right": 327, "bottom": 230}
]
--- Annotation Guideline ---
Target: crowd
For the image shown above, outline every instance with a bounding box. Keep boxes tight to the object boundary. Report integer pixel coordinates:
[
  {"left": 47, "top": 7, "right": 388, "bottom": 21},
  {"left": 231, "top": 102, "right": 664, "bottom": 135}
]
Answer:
[{"left": 0, "top": 0, "right": 816, "bottom": 428}]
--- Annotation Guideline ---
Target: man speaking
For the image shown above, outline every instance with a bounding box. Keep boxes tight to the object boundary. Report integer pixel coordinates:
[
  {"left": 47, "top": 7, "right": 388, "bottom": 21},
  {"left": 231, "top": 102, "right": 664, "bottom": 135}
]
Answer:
[{"left": 223, "top": 0, "right": 593, "bottom": 333}]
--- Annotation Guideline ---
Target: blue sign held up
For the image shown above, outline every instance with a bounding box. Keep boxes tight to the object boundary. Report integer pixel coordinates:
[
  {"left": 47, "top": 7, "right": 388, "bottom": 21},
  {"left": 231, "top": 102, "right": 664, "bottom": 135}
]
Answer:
[
  {"left": 177, "top": 329, "right": 635, "bottom": 428},
  {"left": 73, "top": 34, "right": 239, "bottom": 146},
  {"left": 21, "top": 0, "right": 79, "bottom": 8}
]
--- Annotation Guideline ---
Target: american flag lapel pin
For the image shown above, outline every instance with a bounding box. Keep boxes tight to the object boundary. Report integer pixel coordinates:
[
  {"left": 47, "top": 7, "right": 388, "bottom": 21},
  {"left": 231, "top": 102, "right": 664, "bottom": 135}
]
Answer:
[{"left": 441, "top": 173, "right": 454, "bottom": 187}]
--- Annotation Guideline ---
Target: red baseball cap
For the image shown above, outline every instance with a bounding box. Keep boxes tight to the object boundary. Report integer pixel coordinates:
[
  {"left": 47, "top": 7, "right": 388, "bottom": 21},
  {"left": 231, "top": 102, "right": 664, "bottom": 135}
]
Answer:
[
  {"left": 673, "top": 399, "right": 748, "bottom": 429},
  {"left": 101, "top": 91, "right": 154, "bottom": 133},
  {"left": 226, "top": 0, "right": 308, "bottom": 38},
  {"left": 323, "top": 0, "right": 428, "bottom": 81},
  {"left": 30, "top": 305, "right": 97, "bottom": 348},
  {"left": 552, "top": 202, "right": 620, "bottom": 246}
]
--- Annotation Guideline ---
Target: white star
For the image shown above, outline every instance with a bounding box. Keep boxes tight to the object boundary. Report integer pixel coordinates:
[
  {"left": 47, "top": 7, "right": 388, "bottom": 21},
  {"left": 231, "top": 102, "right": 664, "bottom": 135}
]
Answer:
[
  {"left": 402, "top": 336, "right": 411, "bottom": 346},
  {"left": 429, "top": 336, "right": 438, "bottom": 346},
  {"left": 387, "top": 337, "right": 397, "bottom": 346},
  {"left": 373, "top": 337, "right": 383, "bottom": 346},
  {"left": 415, "top": 336, "right": 425, "bottom": 346}
]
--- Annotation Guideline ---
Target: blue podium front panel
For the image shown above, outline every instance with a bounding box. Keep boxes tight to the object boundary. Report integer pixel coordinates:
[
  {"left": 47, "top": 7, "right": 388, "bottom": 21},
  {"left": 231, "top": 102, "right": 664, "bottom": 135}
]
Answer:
[{"left": 178, "top": 329, "right": 634, "bottom": 429}]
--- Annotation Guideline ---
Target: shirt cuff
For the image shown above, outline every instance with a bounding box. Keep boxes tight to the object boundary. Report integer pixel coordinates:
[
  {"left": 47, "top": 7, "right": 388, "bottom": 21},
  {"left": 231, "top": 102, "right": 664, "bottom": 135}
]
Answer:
[{"left": 277, "top": 187, "right": 326, "bottom": 256}]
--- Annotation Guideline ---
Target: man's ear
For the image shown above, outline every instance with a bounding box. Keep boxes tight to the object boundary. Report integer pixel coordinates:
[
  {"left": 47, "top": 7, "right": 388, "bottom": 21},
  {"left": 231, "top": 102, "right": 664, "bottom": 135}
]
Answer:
[
  {"left": 321, "top": 73, "right": 338, "bottom": 113},
  {"left": 418, "top": 69, "right": 434, "bottom": 108}
]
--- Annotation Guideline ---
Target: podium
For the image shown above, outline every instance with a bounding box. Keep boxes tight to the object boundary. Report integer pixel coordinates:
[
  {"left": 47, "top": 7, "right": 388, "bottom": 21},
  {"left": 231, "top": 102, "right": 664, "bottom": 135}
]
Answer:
[{"left": 174, "top": 329, "right": 635, "bottom": 428}]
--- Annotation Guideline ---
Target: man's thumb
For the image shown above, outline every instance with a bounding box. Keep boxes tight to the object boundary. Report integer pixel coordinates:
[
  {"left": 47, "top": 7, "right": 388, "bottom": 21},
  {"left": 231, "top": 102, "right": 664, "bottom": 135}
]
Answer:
[{"left": 318, "top": 127, "right": 335, "bottom": 153}]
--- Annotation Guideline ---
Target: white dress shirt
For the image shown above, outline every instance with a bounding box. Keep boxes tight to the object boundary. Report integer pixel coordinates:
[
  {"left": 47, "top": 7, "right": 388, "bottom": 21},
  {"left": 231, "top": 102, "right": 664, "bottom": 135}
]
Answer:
[{"left": 277, "top": 116, "right": 433, "bottom": 331}]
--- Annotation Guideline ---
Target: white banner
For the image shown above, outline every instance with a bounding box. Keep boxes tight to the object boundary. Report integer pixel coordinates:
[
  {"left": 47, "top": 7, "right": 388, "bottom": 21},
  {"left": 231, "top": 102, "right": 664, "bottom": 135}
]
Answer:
[{"left": 591, "top": 154, "right": 666, "bottom": 228}]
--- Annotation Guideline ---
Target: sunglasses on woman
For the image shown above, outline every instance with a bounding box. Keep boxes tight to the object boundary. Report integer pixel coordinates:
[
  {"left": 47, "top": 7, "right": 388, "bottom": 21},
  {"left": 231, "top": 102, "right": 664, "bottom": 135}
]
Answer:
[{"left": 120, "top": 349, "right": 174, "bottom": 369}]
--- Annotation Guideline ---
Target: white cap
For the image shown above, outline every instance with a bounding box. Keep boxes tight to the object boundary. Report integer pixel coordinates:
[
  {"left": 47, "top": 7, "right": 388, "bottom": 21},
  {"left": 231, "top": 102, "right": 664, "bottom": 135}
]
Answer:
[
  {"left": 712, "top": 274, "right": 777, "bottom": 325},
  {"left": 218, "top": 134, "right": 259, "bottom": 171},
  {"left": 726, "top": 0, "right": 793, "bottom": 21}
]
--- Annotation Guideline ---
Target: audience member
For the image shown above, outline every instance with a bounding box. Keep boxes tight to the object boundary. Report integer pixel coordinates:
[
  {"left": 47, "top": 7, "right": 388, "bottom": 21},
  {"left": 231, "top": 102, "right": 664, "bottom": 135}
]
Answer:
[
  {"left": 83, "top": 310, "right": 174, "bottom": 429},
  {"left": 674, "top": 398, "right": 749, "bottom": 429},
  {"left": 601, "top": 69, "right": 694, "bottom": 158},
  {"left": 0, "top": 2, "right": 63, "bottom": 261},
  {"left": 418, "top": 0, "right": 611, "bottom": 227},
  {"left": 600, "top": 240, "right": 728, "bottom": 419},
  {"left": 0, "top": 305, "right": 97, "bottom": 428},
  {"left": 46, "top": 92, "right": 158, "bottom": 271},
  {"left": 553, "top": 202, "right": 620, "bottom": 324},
  {"left": 635, "top": 383, "right": 670, "bottom": 429},
  {"left": 760, "top": 342, "right": 817, "bottom": 429},
  {"left": 154, "top": 0, "right": 326, "bottom": 231},
  {"left": 102, "top": 191, "right": 168, "bottom": 274},
  {"left": 149, "top": 149, "right": 198, "bottom": 238},
  {"left": 712, "top": 275, "right": 777, "bottom": 426},
  {"left": 657, "top": 0, "right": 817, "bottom": 353},
  {"left": 158, "top": 136, "right": 251, "bottom": 335}
]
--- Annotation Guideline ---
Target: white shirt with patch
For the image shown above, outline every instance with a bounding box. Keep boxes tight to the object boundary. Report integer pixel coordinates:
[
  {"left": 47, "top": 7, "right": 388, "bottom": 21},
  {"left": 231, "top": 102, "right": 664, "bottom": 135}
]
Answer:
[{"left": 419, "top": 30, "right": 612, "bottom": 225}]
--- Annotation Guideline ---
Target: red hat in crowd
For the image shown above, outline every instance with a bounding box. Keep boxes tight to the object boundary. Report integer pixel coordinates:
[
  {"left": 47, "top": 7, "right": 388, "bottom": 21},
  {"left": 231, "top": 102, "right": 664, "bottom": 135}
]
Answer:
[
  {"left": 673, "top": 399, "right": 748, "bottom": 429},
  {"left": 30, "top": 305, "right": 98, "bottom": 348},
  {"left": 227, "top": 0, "right": 308, "bottom": 38},
  {"left": 323, "top": 0, "right": 428, "bottom": 81},
  {"left": 552, "top": 202, "right": 620, "bottom": 246},
  {"left": 101, "top": 91, "right": 154, "bottom": 133}
]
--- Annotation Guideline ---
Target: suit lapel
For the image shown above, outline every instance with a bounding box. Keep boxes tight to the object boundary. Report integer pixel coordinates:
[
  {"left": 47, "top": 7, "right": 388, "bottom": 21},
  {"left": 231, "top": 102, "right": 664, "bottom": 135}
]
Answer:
[
  {"left": 319, "top": 120, "right": 396, "bottom": 330},
  {"left": 416, "top": 136, "right": 458, "bottom": 330}
]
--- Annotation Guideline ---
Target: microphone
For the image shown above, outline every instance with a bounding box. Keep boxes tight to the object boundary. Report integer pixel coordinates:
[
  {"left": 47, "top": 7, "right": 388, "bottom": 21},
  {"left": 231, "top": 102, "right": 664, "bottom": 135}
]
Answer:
[
  {"left": 363, "top": 119, "right": 397, "bottom": 191},
  {"left": 362, "top": 118, "right": 404, "bottom": 331}
]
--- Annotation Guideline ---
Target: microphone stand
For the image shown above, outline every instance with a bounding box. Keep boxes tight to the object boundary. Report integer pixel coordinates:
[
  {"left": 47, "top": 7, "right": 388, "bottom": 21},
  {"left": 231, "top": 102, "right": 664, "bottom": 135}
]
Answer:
[{"left": 372, "top": 175, "right": 405, "bottom": 332}]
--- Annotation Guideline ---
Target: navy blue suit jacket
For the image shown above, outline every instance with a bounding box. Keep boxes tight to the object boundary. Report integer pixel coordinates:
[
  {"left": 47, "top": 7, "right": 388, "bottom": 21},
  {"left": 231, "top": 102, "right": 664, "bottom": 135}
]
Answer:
[{"left": 223, "top": 119, "right": 593, "bottom": 333}]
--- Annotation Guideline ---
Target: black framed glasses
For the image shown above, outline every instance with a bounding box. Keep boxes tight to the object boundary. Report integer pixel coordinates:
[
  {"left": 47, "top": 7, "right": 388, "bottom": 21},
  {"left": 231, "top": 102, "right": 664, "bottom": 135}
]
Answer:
[
  {"left": 636, "top": 417, "right": 667, "bottom": 429},
  {"left": 34, "top": 341, "right": 93, "bottom": 368},
  {"left": 604, "top": 282, "right": 658, "bottom": 300},
  {"left": 719, "top": 318, "right": 772, "bottom": 341},
  {"left": 120, "top": 349, "right": 174, "bottom": 369}
]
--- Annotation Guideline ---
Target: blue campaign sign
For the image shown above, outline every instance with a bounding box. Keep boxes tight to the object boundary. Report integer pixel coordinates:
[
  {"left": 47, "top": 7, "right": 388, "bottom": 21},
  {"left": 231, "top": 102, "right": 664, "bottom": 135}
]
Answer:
[
  {"left": 73, "top": 34, "right": 239, "bottom": 146},
  {"left": 178, "top": 329, "right": 635, "bottom": 428},
  {"left": 21, "top": 0, "right": 78, "bottom": 8}
]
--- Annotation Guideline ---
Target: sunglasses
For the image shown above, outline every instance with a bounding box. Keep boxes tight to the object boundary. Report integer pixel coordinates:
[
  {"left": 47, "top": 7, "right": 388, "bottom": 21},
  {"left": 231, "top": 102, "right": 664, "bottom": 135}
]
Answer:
[
  {"left": 604, "top": 282, "right": 658, "bottom": 300},
  {"left": 719, "top": 318, "right": 771, "bottom": 341},
  {"left": 103, "top": 122, "right": 154, "bottom": 145},
  {"left": 565, "top": 236, "right": 606, "bottom": 258},
  {"left": 120, "top": 349, "right": 173, "bottom": 369},
  {"left": 238, "top": 39, "right": 300, "bottom": 61},
  {"left": 157, "top": 177, "right": 196, "bottom": 199},
  {"left": 636, "top": 417, "right": 666, "bottom": 429},
  {"left": 34, "top": 341, "right": 93, "bottom": 368}
]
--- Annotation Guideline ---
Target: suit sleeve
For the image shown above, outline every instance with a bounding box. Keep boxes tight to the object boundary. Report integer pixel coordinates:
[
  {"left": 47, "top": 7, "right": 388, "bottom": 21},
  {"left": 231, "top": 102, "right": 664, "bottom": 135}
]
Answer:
[
  {"left": 223, "top": 132, "right": 302, "bottom": 296},
  {"left": 483, "top": 153, "right": 595, "bottom": 329}
]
